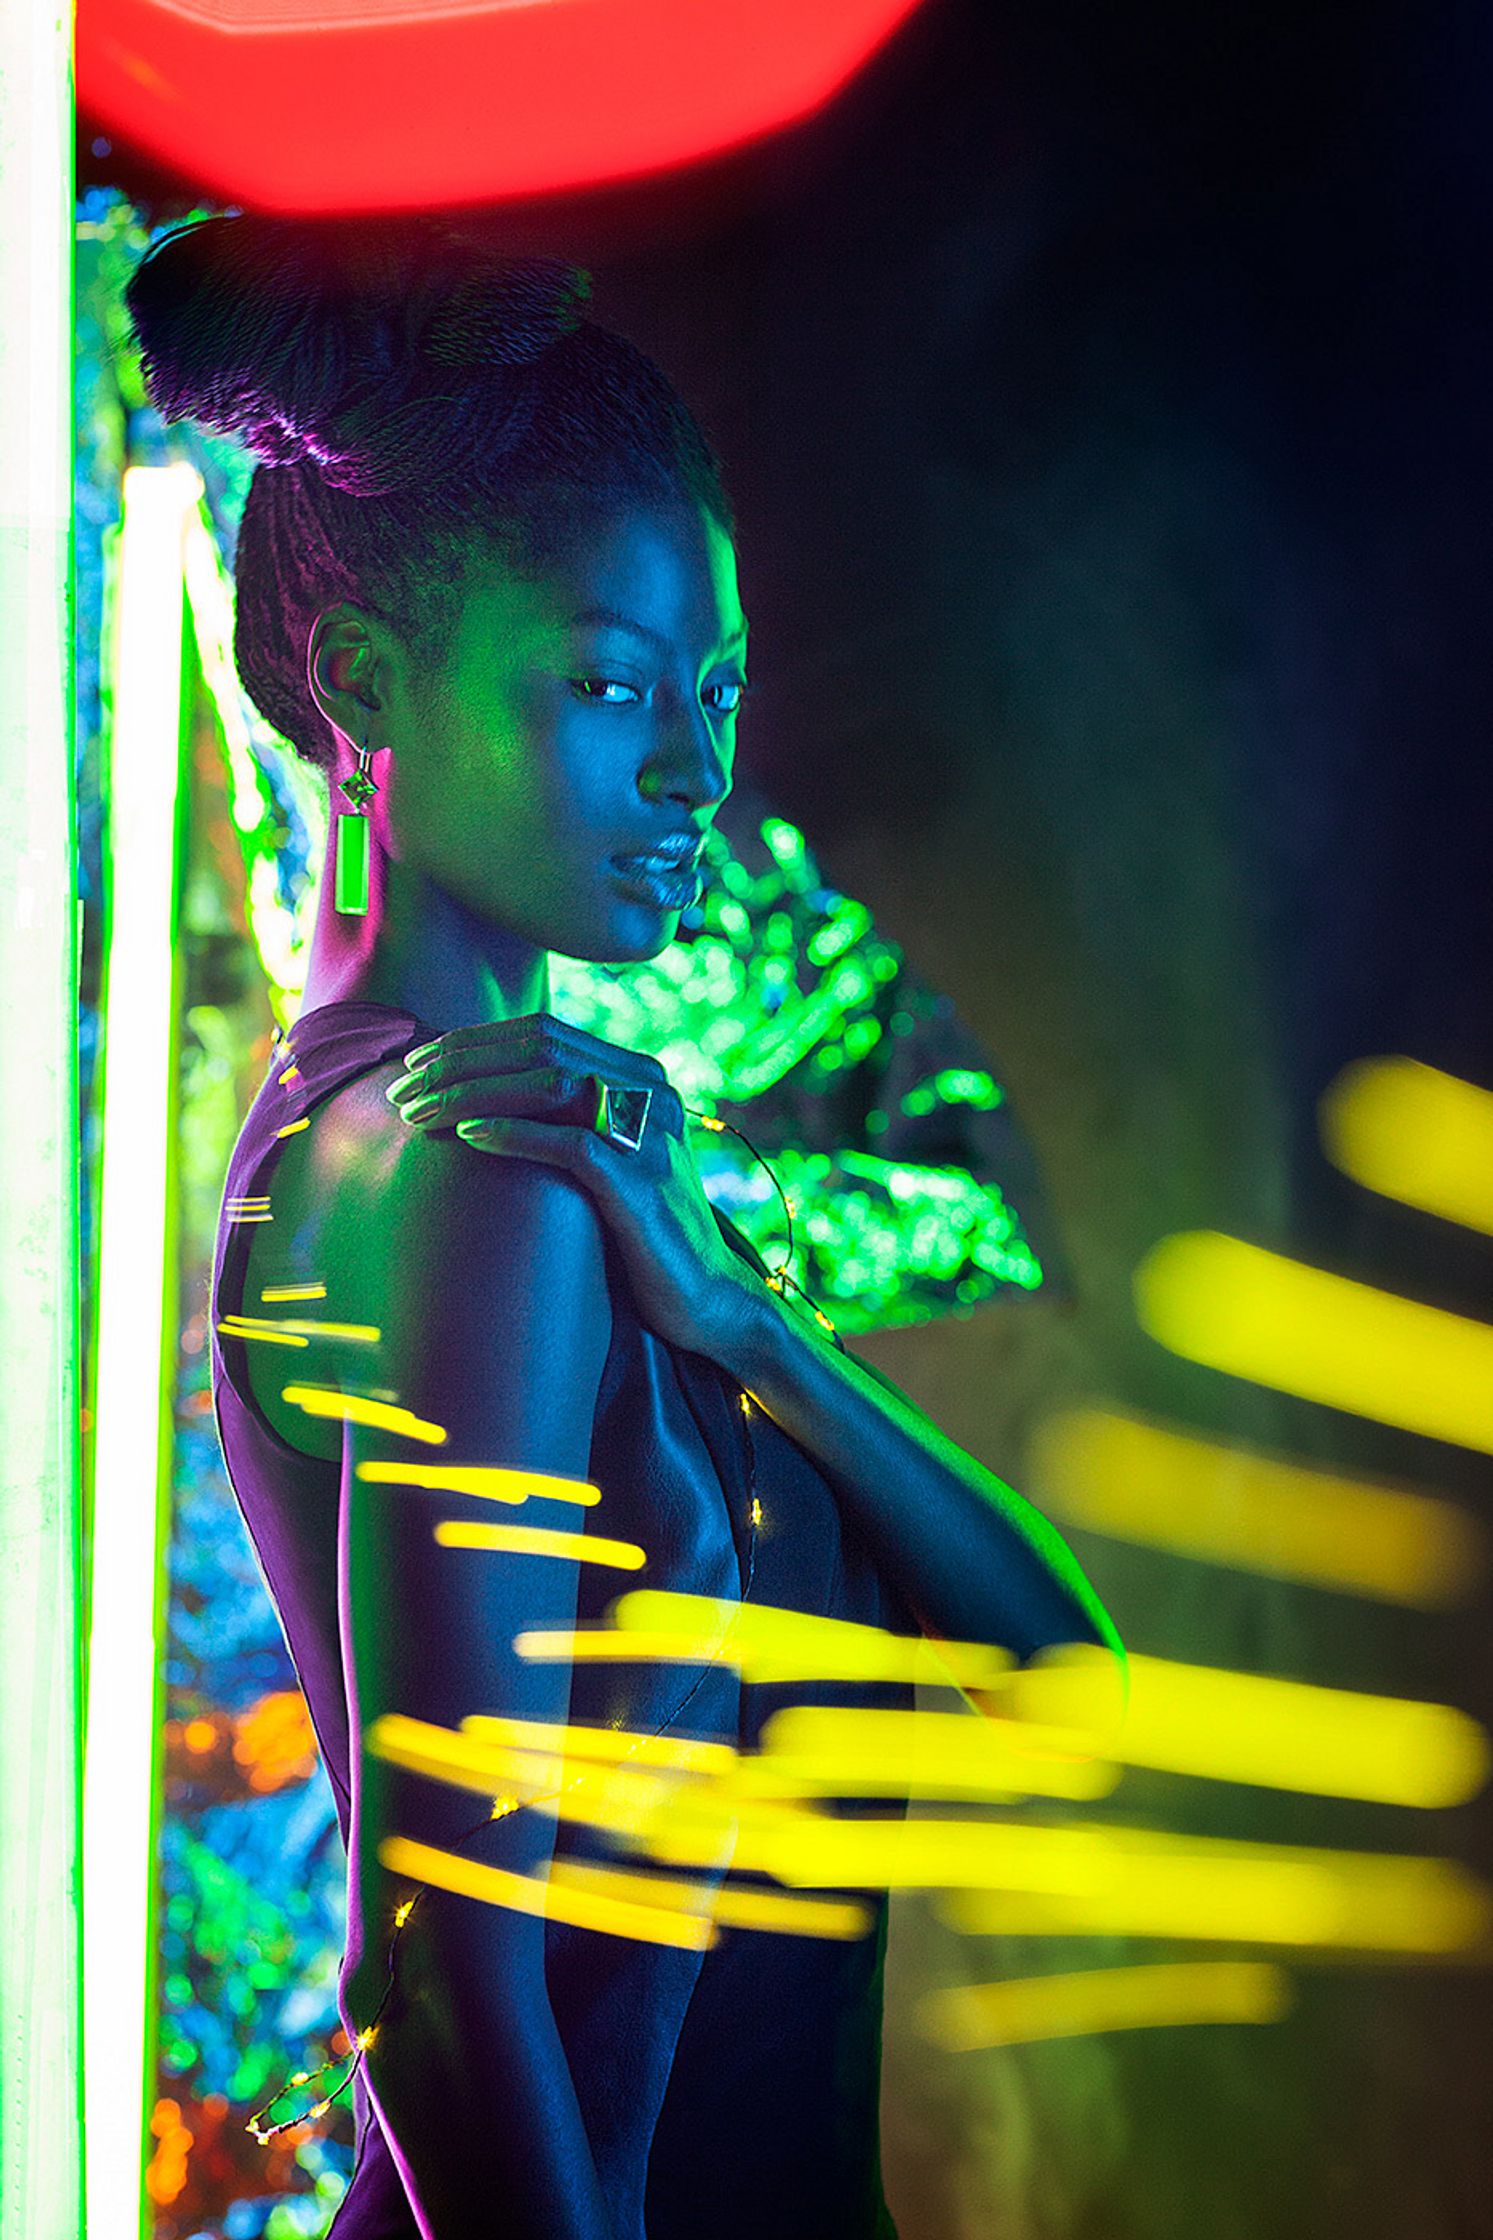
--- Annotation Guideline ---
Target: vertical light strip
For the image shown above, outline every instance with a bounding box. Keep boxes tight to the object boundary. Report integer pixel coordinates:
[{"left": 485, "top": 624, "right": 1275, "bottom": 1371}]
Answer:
[
  {"left": 85, "top": 463, "right": 200, "bottom": 2240},
  {"left": 0, "top": 0, "right": 83, "bottom": 2231}
]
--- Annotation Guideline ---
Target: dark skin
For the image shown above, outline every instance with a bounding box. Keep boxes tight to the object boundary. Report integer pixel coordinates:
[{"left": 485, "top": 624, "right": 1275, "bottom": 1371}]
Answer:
[{"left": 244, "top": 492, "right": 1124, "bottom": 2236}]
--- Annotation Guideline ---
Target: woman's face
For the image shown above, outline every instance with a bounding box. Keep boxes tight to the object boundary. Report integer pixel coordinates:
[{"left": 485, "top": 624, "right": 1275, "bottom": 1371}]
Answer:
[{"left": 383, "top": 494, "right": 747, "bottom": 962}]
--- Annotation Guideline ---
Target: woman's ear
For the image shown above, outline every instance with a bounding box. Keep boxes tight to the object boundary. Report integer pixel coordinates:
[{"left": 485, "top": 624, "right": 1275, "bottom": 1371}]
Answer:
[{"left": 306, "top": 603, "right": 384, "bottom": 747}]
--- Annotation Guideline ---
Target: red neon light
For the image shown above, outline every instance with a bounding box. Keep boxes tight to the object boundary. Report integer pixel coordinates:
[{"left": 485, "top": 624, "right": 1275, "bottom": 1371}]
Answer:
[{"left": 77, "top": 0, "right": 929, "bottom": 214}]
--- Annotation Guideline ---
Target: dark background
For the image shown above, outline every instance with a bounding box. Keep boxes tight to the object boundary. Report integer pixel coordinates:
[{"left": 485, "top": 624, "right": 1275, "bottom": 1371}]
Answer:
[{"left": 85, "top": 4, "right": 1493, "bottom": 2233}]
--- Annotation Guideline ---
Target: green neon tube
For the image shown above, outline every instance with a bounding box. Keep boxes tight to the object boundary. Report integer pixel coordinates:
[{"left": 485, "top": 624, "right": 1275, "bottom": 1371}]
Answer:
[{"left": 84, "top": 464, "right": 197, "bottom": 2239}]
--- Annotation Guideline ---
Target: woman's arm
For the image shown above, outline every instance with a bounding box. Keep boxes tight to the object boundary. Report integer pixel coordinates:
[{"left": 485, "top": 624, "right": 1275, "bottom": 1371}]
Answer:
[
  {"left": 716, "top": 1281, "right": 1125, "bottom": 1679},
  {"left": 382, "top": 1017, "right": 1122, "bottom": 1689},
  {"left": 308, "top": 1085, "right": 617, "bottom": 2240}
]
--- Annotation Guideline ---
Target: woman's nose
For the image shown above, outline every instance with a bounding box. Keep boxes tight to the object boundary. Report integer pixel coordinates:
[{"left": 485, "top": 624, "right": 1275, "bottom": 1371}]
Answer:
[{"left": 641, "top": 697, "right": 731, "bottom": 811}]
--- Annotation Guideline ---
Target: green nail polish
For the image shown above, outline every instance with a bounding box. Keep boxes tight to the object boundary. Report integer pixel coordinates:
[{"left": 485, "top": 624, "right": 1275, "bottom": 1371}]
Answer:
[{"left": 404, "top": 1042, "right": 439, "bottom": 1069}]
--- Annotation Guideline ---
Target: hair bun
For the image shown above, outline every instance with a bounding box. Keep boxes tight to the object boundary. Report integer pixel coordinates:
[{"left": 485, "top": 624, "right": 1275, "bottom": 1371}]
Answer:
[
  {"left": 420, "top": 255, "right": 591, "bottom": 370},
  {"left": 124, "top": 216, "right": 592, "bottom": 486}
]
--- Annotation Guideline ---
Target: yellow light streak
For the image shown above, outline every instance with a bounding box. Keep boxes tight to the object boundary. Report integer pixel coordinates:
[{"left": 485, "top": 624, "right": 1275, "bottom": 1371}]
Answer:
[
  {"left": 516, "top": 1592, "right": 1015, "bottom": 1689},
  {"left": 644, "top": 1806, "right": 1103, "bottom": 1885},
  {"left": 367, "top": 1717, "right": 568, "bottom": 1803},
  {"left": 546, "top": 1783, "right": 819, "bottom": 1850},
  {"left": 749, "top": 1703, "right": 1119, "bottom": 1803},
  {"left": 1135, "top": 1230, "right": 1493, "bottom": 1454},
  {"left": 1321, "top": 1056, "right": 1493, "bottom": 1237},
  {"left": 277, "top": 1064, "right": 300, "bottom": 1087},
  {"left": 275, "top": 1117, "right": 310, "bottom": 1138},
  {"left": 1029, "top": 1407, "right": 1487, "bottom": 1607},
  {"left": 1011, "top": 1646, "right": 1487, "bottom": 1807},
  {"left": 546, "top": 1860, "right": 875, "bottom": 1940},
  {"left": 938, "top": 1826, "right": 1493, "bottom": 1953},
  {"left": 369, "top": 1713, "right": 734, "bottom": 1801},
  {"left": 367, "top": 1715, "right": 811, "bottom": 1851},
  {"left": 356, "top": 1460, "right": 599, "bottom": 1506},
  {"left": 261, "top": 1282, "right": 326, "bottom": 1303},
  {"left": 221, "top": 1316, "right": 379, "bottom": 1344},
  {"left": 432, "top": 1521, "right": 645, "bottom": 1569},
  {"left": 460, "top": 1713, "right": 736, "bottom": 1776},
  {"left": 215, "top": 1320, "right": 307, "bottom": 1349},
  {"left": 377, "top": 1836, "right": 716, "bottom": 1950},
  {"left": 282, "top": 1385, "right": 446, "bottom": 1444},
  {"left": 916, "top": 1961, "right": 1293, "bottom": 2051},
  {"left": 632, "top": 1798, "right": 1493, "bottom": 1942}
]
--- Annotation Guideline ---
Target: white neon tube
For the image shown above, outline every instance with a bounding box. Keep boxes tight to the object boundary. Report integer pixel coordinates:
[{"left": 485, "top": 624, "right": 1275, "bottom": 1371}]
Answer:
[
  {"left": 0, "top": 0, "right": 82, "bottom": 2231},
  {"left": 84, "top": 461, "right": 202, "bottom": 2240}
]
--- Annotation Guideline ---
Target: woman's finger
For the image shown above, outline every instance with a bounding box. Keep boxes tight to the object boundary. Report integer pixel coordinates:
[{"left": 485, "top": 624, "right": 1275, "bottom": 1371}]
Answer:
[
  {"left": 397, "top": 1067, "right": 601, "bottom": 1131},
  {"left": 453, "top": 1113, "right": 602, "bottom": 1171},
  {"left": 396, "top": 1066, "right": 686, "bottom": 1139},
  {"left": 396, "top": 1014, "right": 671, "bottom": 1097}
]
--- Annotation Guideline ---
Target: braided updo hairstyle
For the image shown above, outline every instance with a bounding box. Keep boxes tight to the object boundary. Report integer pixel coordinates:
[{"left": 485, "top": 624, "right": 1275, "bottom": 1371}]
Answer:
[{"left": 124, "top": 214, "right": 736, "bottom": 771}]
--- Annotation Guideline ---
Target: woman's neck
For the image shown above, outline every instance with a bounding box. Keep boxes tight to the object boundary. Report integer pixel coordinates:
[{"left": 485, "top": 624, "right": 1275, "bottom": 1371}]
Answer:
[{"left": 298, "top": 833, "right": 550, "bottom": 1035}]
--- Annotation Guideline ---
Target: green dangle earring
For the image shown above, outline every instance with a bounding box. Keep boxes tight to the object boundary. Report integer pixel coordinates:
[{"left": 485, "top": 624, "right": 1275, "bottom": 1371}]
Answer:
[{"left": 334, "top": 728, "right": 379, "bottom": 916}]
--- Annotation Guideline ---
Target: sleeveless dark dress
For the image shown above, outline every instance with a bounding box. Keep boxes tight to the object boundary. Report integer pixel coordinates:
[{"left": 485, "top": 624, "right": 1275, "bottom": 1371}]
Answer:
[{"left": 211, "top": 1001, "right": 914, "bottom": 2239}]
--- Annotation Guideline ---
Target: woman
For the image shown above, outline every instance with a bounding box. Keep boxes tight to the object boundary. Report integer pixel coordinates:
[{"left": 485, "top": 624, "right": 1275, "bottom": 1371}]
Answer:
[{"left": 126, "top": 215, "right": 1124, "bottom": 2240}]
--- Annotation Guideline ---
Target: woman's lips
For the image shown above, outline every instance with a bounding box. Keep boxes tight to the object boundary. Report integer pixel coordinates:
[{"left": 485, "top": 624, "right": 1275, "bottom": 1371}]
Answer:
[{"left": 609, "top": 852, "right": 703, "bottom": 909}]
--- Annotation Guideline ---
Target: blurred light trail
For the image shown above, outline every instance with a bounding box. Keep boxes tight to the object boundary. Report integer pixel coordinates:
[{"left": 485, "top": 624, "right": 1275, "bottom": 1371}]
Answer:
[
  {"left": 937, "top": 1827, "right": 1493, "bottom": 1954},
  {"left": 1029, "top": 1407, "right": 1486, "bottom": 1607},
  {"left": 368, "top": 1718, "right": 595, "bottom": 1809},
  {"left": 224, "top": 1315, "right": 380, "bottom": 1343},
  {"left": 432, "top": 1521, "right": 646, "bottom": 1570},
  {"left": 377, "top": 1837, "right": 716, "bottom": 1951},
  {"left": 546, "top": 1860, "right": 875, "bottom": 1940},
  {"left": 260, "top": 1281, "right": 326, "bottom": 1303},
  {"left": 369, "top": 1714, "right": 736, "bottom": 1802},
  {"left": 356, "top": 1460, "right": 600, "bottom": 1507},
  {"left": 85, "top": 460, "right": 202, "bottom": 2240},
  {"left": 916, "top": 1962, "right": 1294, "bottom": 2051},
  {"left": 1011, "top": 1647, "right": 1487, "bottom": 1807},
  {"left": 516, "top": 1591, "right": 1016, "bottom": 1689},
  {"left": 215, "top": 1317, "right": 307, "bottom": 1349},
  {"left": 76, "top": 0, "right": 931, "bottom": 216},
  {"left": 1135, "top": 1230, "right": 1493, "bottom": 1454},
  {"left": 281, "top": 1384, "right": 447, "bottom": 1444},
  {"left": 517, "top": 1595, "right": 1485, "bottom": 1807},
  {"left": 1321, "top": 1057, "right": 1493, "bottom": 1237},
  {"left": 460, "top": 1714, "right": 736, "bottom": 1777},
  {"left": 658, "top": 1813, "right": 1493, "bottom": 1955},
  {"left": 747, "top": 1703, "right": 1120, "bottom": 1802}
]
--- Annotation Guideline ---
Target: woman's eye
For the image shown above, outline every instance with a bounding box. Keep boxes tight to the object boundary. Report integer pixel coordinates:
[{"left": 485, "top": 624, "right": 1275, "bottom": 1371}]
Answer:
[
  {"left": 572, "top": 676, "right": 640, "bottom": 705},
  {"left": 706, "top": 680, "right": 751, "bottom": 714}
]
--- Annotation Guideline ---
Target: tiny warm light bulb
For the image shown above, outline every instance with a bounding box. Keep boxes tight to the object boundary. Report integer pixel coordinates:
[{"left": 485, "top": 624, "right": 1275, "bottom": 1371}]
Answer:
[
  {"left": 393, "top": 1899, "right": 414, "bottom": 1928},
  {"left": 491, "top": 1794, "right": 519, "bottom": 1819}
]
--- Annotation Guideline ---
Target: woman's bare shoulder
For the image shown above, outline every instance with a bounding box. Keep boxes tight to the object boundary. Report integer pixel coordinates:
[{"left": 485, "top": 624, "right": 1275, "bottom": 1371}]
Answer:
[{"left": 240, "top": 1056, "right": 612, "bottom": 1458}]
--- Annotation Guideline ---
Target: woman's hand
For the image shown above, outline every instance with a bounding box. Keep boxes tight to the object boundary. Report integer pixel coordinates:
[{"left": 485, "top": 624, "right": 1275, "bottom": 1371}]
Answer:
[{"left": 385, "top": 1013, "right": 767, "bottom": 1364}]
